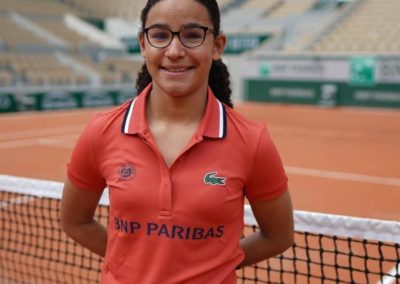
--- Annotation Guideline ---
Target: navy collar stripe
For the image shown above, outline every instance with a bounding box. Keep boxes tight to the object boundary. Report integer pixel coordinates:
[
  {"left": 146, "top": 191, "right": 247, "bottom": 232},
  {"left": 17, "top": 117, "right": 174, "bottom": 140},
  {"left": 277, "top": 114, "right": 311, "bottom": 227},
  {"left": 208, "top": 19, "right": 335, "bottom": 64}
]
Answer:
[
  {"left": 121, "top": 97, "right": 137, "bottom": 134},
  {"left": 217, "top": 100, "right": 227, "bottom": 138}
]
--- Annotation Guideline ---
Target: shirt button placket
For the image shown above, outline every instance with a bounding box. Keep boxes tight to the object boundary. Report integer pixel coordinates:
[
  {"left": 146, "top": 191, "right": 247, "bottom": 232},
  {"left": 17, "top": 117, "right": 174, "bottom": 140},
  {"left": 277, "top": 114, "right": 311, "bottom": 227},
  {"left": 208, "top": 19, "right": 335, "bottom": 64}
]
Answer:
[
  {"left": 141, "top": 130, "right": 173, "bottom": 218},
  {"left": 159, "top": 162, "right": 172, "bottom": 218}
]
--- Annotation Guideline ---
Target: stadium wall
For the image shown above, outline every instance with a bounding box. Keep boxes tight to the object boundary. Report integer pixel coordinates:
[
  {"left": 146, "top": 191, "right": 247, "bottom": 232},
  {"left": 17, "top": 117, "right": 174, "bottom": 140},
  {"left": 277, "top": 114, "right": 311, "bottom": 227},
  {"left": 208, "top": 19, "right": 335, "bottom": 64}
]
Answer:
[
  {"left": 0, "top": 85, "right": 136, "bottom": 113},
  {"left": 1, "top": 55, "right": 399, "bottom": 113},
  {"left": 226, "top": 54, "right": 400, "bottom": 109}
]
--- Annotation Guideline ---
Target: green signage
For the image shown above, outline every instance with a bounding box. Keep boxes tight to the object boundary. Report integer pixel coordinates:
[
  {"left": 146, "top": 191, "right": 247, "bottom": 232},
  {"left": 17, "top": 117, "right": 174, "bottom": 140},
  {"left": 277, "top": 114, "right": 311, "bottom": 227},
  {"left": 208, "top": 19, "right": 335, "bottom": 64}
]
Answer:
[
  {"left": 29, "top": 92, "right": 79, "bottom": 111},
  {"left": 0, "top": 93, "right": 18, "bottom": 113},
  {"left": 245, "top": 79, "right": 340, "bottom": 107},
  {"left": 350, "top": 57, "right": 375, "bottom": 86},
  {"left": 245, "top": 79, "right": 400, "bottom": 108},
  {"left": 258, "top": 63, "right": 271, "bottom": 76},
  {"left": 116, "top": 90, "right": 136, "bottom": 105},
  {"left": 83, "top": 17, "right": 105, "bottom": 30},
  {"left": 225, "top": 34, "right": 269, "bottom": 54},
  {"left": 77, "top": 90, "right": 115, "bottom": 108},
  {"left": 0, "top": 88, "right": 137, "bottom": 113},
  {"left": 341, "top": 83, "right": 400, "bottom": 108},
  {"left": 121, "top": 37, "right": 141, "bottom": 53}
]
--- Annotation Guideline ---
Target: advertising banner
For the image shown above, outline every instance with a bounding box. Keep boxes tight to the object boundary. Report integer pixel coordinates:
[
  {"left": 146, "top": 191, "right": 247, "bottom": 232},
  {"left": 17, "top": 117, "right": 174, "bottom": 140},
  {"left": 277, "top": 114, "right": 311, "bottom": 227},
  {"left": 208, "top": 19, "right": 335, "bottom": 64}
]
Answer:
[
  {"left": 225, "top": 34, "right": 269, "bottom": 54},
  {"left": 376, "top": 59, "right": 400, "bottom": 83},
  {"left": 245, "top": 79, "right": 400, "bottom": 108},
  {"left": 245, "top": 79, "right": 340, "bottom": 106},
  {"left": 77, "top": 90, "right": 115, "bottom": 108},
  {"left": 341, "top": 83, "right": 400, "bottom": 108},
  {"left": 350, "top": 56, "right": 376, "bottom": 86},
  {"left": 121, "top": 37, "right": 141, "bottom": 53},
  {"left": 0, "top": 88, "right": 138, "bottom": 113},
  {"left": 28, "top": 91, "right": 79, "bottom": 111},
  {"left": 0, "top": 93, "right": 18, "bottom": 113}
]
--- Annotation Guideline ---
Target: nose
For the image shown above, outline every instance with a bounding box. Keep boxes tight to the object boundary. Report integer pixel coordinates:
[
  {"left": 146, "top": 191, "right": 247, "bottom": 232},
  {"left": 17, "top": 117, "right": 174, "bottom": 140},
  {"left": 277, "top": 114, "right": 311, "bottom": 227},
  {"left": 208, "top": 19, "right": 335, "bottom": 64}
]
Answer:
[{"left": 165, "top": 35, "right": 186, "bottom": 58}]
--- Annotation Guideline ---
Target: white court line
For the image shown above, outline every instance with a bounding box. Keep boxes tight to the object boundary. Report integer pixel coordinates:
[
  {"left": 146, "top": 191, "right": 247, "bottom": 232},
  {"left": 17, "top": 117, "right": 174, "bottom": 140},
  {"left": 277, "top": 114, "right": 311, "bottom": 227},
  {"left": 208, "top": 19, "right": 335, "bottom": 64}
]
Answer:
[
  {"left": 245, "top": 103, "right": 400, "bottom": 117},
  {"left": 37, "top": 133, "right": 78, "bottom": 141},
  {"left": 0, "top": 107, "right": 106, "bottom": 120},
  {"left": 285, "top": 166, "right": 400, "bottom": 187},
  {"left": 0, "top": 125, "right": 84, "bottom": 141},
  {"left": 0, "top": 139, "right": 45, "bottom": 150},
  {"left": 341, "top": 107, "right": 400, "bottom": 117},
  {"left": 271, "top": 125, "right": 363, "bottom": 137},
  {"left": 0, "top": 134, "right": 77, "bottom": 150},
  {"left": 378, "top": 263, "right": 400, "bottom": 284},
  {"left": 37, "top": 137, "right": 75, "bottom": 149},
  {"left": 270, "top": 125, "right": 400, "bottom": 141}
]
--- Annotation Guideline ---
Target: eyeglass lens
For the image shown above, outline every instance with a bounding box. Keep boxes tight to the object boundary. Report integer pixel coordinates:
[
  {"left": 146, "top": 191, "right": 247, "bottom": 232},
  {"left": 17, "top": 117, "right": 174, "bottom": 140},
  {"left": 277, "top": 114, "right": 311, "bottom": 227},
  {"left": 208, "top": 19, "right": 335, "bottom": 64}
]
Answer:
[{"left": 147, "top": 27, "right": 206, "bottom": 48}]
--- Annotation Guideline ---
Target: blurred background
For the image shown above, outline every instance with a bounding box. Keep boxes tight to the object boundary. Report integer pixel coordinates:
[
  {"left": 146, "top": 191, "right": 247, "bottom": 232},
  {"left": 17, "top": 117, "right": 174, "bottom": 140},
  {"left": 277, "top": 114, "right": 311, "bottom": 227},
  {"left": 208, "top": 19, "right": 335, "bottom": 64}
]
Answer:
[
  {"left": 0, "top": 0, "right": 399, "bottom": 111},
  {"left": 0, "top": 1, "right": 399, "bottom": 283}
]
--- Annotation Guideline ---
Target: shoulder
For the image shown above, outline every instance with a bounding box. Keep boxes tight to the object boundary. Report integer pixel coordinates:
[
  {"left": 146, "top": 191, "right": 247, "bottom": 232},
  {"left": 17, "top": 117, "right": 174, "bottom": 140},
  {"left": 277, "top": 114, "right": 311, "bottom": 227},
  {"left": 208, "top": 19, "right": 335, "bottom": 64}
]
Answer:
[
  {"left": 86, "top": 100, "right": 132, "bottom": 133},
  {"left": 225, "top": 105, "right": 267, "bottom": 137}
]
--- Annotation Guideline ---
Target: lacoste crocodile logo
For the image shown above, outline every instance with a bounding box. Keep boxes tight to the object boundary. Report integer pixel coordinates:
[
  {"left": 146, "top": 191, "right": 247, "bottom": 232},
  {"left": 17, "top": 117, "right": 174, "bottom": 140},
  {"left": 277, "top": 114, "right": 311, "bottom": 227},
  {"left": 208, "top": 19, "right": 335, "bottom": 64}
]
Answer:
[{"left": 204, "top": 172, "right": 226, "bottom": 186}]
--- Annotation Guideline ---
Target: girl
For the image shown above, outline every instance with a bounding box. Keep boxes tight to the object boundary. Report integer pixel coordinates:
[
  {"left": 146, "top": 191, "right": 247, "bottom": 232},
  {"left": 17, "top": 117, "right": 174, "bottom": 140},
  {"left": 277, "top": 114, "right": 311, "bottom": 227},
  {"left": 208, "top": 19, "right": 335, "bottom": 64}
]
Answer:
[{"left": 61, "top": 0, "right": 294, "bottom": 283}]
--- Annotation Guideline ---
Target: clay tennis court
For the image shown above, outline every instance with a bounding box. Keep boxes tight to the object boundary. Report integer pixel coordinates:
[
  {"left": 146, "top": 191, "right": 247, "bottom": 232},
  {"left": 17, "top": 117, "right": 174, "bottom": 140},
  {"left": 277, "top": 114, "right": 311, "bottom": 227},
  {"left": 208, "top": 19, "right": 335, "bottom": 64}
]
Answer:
[
  {"left": 1, "top": 102, "right": 399, "bottom": 283},
  {"left": 1, "top": 102, "right": 399, "bottom": 221}
]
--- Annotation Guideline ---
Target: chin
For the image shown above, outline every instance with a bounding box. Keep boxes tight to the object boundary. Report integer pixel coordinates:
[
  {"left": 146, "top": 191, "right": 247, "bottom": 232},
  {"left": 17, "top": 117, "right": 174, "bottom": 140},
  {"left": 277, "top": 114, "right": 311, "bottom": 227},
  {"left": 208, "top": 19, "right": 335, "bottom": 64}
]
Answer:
[
  {"left": 166, "top": 89, "right": 191, "bottom": 98},
  {"left": 159, "top": 83, "right": 193, "bottom": 97}
]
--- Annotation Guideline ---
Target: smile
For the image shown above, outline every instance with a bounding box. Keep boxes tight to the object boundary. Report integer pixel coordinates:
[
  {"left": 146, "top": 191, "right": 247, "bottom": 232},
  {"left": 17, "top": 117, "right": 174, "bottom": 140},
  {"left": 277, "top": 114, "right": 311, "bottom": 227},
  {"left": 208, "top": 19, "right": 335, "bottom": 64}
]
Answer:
[{"left": 162, "top": 66, "right": 193, "bottom": 72}]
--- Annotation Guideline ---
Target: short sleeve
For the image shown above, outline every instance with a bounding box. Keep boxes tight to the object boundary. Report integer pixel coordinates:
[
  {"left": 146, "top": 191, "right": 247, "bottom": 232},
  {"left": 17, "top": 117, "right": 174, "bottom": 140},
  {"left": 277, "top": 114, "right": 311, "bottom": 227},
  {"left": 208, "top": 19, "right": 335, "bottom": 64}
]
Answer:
[
  {"left": 67, "top": 117, "right": 106, "bottom": 191},
  {"left": 245, "top": 126, "right": 288, "bottom": 201}
]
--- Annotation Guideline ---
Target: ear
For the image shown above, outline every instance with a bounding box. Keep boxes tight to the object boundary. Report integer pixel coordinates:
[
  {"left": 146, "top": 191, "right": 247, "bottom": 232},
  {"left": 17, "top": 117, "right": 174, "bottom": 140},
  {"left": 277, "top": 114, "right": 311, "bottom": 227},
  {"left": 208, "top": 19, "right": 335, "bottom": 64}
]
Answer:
[
  {"left": 139, "top": 32, "right": 146, "bottom": 57},
  {"left": 212, "top": 33, "right": 227, "bottom": 61}
]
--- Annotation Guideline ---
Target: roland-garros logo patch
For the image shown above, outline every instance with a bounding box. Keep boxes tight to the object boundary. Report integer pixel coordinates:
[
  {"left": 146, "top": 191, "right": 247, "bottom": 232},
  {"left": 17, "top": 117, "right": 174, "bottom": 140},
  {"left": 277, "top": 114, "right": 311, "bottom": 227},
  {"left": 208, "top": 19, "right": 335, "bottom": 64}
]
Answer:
[{"left": 119, "top": 163, "right": 136, "bottom": 181}]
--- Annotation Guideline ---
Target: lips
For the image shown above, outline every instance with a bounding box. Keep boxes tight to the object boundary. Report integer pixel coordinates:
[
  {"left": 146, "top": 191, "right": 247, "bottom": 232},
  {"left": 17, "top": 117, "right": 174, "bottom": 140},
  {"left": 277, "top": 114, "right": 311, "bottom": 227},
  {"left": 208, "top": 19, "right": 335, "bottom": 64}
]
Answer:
[{"left": 161, "top": 65, "right": 193, "bottom": 72}]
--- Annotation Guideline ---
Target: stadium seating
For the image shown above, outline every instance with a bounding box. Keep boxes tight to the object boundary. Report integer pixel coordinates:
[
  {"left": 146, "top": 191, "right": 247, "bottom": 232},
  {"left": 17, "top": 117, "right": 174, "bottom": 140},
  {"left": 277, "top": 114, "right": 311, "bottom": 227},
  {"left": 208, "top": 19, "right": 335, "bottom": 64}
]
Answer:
[
  {"left": 0, "top": 0, "right": 399, "bottom": 89},
  {"left": 312, "top": 0, "right": 400, "bottom": 54},
  {"left": 68, "top": 54, "right": 143, "bottom": 85},
  {"left": 0, "top": 16, "right": 50, "bottom": 48},
  {"left": 267, "top": 0, "right": 317, "bottom": 18},
  {"left": 67, "top": 0, "right": 235, "bottom": 20},
  {"left": 241, "top": 0, "right": 280, "bottom": 10},
  {"left": 66, "top": 0, "right": 147, "bottom": 22},
  {"left": 0, "top": 0, "right": 144, "bottom": 87},
  {"left": 30, "top": 17, "right": 98, "bottom": 51},
  {"left": 223, "top": 0, "right": 337, "bottom": 53},
  {"left": 0, "top": 52, "right": 88, "bottom": 86},
  {"left": 0, "top": 0, "right": 84, "bottom": 17}
]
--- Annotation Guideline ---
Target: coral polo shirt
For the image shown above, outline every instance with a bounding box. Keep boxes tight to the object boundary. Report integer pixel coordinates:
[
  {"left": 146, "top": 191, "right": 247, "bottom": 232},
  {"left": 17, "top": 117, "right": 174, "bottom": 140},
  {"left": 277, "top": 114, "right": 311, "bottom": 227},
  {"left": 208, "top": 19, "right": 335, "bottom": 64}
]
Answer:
[{"left": 67, "top": 84, "right": 288, "bottom": 283}]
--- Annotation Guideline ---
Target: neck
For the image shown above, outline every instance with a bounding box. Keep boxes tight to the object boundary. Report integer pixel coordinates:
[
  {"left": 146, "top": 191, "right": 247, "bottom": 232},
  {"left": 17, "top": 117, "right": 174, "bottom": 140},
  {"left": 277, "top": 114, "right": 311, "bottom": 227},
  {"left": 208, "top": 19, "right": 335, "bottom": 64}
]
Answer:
[{"left": 146, "top": 86, "right": 208, "bottom": 124}]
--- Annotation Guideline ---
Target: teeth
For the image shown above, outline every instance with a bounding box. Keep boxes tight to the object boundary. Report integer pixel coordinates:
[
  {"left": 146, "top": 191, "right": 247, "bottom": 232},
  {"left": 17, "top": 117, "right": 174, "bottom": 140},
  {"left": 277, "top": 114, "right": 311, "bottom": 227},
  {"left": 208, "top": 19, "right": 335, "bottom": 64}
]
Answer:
[{"left": 165, "top": 67, "right": 189, "bottom": 72}]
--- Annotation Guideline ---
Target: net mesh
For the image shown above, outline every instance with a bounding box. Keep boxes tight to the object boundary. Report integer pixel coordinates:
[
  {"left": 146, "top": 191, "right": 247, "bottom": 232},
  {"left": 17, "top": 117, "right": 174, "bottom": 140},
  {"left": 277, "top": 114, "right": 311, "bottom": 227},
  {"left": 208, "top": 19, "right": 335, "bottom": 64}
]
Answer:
[{"left": 1, "top": 174, "right": 399, "bottom": 284}]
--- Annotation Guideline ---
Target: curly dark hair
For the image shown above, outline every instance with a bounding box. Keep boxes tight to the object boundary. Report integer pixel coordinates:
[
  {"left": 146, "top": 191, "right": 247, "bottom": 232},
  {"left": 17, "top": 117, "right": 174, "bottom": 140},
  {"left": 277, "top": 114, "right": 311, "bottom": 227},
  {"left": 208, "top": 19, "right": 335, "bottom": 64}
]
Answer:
[{"left": 136, "top": 0, "right": 233, "bottom": 108}]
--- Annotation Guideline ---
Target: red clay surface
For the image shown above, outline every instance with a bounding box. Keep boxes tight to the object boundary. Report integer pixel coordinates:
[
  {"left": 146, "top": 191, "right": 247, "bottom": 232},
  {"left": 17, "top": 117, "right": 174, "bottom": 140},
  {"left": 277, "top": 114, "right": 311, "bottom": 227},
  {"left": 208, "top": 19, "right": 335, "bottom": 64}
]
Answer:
[{"left": 1, "top": 102, "right": 399, "bottom": 221}]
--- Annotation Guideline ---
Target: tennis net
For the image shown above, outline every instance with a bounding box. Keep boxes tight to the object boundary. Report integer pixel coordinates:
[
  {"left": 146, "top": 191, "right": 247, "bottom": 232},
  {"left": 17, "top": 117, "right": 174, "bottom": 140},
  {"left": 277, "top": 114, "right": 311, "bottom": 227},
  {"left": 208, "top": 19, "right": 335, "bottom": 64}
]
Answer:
[{"left": 0, "top": 174, "right": 399, "bottom": 284}]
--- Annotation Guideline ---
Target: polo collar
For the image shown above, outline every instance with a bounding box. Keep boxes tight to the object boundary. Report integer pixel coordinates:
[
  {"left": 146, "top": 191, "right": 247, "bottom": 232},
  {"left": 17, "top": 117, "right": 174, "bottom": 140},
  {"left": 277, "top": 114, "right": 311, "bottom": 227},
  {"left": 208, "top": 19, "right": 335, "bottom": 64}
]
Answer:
[
  {"left": 200, "top": 87, "right": 227, "bottom": 139},
  {"left": 121, "top": 84, "right": 227, "bottom": 139}
]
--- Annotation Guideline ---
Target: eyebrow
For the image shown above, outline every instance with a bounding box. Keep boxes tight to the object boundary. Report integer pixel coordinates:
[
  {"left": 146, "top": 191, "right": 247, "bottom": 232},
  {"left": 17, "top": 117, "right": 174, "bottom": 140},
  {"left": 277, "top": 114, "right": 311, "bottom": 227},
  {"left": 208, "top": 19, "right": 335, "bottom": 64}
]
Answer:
[
  {"left": 146, "top": 23, "right": 169, "bottom": 29},
  {"left": 146, "top": 23, "right": 206, "bottom": 29}
]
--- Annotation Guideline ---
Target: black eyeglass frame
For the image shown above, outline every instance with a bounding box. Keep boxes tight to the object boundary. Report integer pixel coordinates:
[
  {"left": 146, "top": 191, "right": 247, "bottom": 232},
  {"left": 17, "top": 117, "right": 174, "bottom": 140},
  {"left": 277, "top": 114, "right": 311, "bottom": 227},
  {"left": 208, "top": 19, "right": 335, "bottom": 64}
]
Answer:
[{"left": 143, "top": 25, "right": 218, "bottom": 48}]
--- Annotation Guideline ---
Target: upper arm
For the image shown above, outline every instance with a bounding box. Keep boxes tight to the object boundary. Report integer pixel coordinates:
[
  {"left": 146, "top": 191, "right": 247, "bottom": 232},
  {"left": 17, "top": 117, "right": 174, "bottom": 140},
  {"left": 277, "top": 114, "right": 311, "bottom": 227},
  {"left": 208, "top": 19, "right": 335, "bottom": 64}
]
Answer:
[
  {"left": 249, "top": 189, "right": 294, "bottom": 245},
  {"left": 245, "top": 126, "right": 288, "bottom": 201},
  {"left": 60, "top": 178, "right": 104, "bottom": 230},
  {"left": 67, "top": 117, "right": 106, "bottom": 191}
]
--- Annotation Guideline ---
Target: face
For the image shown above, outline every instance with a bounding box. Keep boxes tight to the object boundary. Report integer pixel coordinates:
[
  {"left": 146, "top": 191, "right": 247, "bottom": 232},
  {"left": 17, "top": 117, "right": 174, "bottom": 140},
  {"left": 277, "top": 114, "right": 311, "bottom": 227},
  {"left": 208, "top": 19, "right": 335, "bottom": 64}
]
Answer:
[{"left": 139, "top": 0, "right": 226, "bottom": 98}]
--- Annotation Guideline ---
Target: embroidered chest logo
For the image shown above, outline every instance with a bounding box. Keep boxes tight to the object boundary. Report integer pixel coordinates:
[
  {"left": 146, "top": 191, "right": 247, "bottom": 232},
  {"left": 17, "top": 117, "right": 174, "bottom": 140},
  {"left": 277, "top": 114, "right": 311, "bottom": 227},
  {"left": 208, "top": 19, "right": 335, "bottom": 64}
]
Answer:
[
  {"left": 118, "top": 163, "right": 136, "bottom": 181},
  {"left": 203, "top": 172, "right": 227, "bottom": 186}
]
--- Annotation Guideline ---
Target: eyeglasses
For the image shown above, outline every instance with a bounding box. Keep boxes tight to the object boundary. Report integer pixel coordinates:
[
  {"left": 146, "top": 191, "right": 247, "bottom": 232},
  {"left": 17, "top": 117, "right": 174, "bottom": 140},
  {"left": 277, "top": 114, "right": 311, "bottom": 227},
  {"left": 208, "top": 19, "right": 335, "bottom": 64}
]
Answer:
[{"left": 143, "top": 25, "right": 217, "bottom": 48}]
